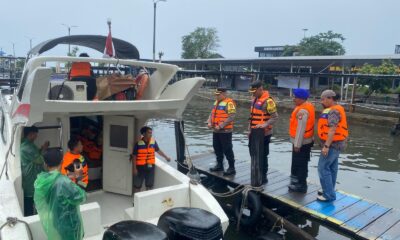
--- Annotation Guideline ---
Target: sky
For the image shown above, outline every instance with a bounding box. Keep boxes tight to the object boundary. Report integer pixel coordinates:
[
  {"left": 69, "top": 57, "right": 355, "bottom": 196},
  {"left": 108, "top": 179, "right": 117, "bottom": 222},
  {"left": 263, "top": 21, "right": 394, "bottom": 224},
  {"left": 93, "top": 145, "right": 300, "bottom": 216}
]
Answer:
[{"left": 1, "top": 0, "right": 399, "bottom": 59}]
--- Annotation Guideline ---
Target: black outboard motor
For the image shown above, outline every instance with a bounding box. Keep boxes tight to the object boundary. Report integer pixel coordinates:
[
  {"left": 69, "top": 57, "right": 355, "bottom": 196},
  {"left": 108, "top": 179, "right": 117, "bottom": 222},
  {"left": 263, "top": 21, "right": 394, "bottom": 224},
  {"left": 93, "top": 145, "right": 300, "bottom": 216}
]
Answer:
[
  {"left": 157, "top": 207, "right": 223, "bottom": 240},
  {"left": 103, "top": 220, "right": 168, "bottom": 240}
]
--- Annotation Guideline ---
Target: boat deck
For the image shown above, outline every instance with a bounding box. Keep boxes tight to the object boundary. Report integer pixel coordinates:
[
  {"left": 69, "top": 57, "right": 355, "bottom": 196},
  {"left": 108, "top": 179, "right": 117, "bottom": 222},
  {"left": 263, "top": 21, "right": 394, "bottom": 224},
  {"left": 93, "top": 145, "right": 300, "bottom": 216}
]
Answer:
[
  {"left": 86, "top": 191, "right": 132, "bottom": 226},
  {"left": 191, "top": 153, "right": 400, "bottom": 240}
]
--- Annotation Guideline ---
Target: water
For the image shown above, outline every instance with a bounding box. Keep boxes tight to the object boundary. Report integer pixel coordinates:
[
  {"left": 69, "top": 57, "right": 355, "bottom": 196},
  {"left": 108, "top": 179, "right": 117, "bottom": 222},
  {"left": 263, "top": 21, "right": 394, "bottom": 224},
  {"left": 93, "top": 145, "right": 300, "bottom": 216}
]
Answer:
[{"left": 150, "top": 95, "right": 400, "bottom": 239}]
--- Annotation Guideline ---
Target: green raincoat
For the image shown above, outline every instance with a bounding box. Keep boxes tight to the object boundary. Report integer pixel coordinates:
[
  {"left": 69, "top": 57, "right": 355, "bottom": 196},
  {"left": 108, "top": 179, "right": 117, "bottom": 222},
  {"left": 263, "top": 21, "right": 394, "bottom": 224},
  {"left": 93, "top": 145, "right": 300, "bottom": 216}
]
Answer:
[
  {"left": 20, "top": 138, "right": 44, "bottom": 197},
  {"left": 34, "top": 170, "right": 86, "bottom": 240}
]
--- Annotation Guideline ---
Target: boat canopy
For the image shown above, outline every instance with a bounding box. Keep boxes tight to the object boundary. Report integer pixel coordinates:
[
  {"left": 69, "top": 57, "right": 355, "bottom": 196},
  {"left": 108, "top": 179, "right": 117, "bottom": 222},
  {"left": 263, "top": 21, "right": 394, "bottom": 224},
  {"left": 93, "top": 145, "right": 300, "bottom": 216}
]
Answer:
[{"left": 27, "top": 35, "right": 140, "bottom": 59}]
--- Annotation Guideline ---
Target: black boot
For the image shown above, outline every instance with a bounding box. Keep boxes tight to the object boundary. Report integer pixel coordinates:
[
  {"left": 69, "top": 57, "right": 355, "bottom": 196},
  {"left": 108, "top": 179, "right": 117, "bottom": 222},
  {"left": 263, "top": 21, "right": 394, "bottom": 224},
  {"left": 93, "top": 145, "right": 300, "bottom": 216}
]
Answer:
[
  {"left": 210, "top": 163, "right": 223, "bottom": 172},
  {"left": 288, "top": 183, "right": 307, "bottom": 193},
  {"left": 223, "top": 167, "right": 236, "bottom": 176}
]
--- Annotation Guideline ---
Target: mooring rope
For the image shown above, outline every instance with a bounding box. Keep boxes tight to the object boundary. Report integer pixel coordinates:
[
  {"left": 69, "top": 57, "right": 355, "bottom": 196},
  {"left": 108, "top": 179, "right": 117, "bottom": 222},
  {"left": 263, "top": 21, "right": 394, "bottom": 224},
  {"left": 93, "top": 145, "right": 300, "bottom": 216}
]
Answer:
[{"left": 0, "top": 217, "right": 33, "bottom": 240}]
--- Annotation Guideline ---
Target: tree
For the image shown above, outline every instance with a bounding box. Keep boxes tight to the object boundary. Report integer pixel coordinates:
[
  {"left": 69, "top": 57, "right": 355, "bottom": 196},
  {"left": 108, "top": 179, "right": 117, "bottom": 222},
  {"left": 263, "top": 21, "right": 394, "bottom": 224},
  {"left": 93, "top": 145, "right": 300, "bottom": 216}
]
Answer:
[
  {"left": 358, "top": 59, "right": 398, "bottom": 96},
  {"left": 283, "top": 31, "right": 345, "bottom": 56},
  {"left": 181, "top": 27, "right": 222, "bottom": 59}
]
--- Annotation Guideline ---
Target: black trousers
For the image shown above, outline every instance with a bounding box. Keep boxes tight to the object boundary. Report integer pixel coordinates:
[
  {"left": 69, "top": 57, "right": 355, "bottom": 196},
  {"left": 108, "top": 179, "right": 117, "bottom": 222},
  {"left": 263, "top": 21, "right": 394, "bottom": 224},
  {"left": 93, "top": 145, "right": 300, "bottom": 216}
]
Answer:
[
  {"left": 249, "top": 129, "right": 271, "bottom": 186},
  {"left": 213, "top": 132, "right": 235, "bottom": 168},
  {"left": 291, "top": 142, "right": 313, "bottom": 184},
  {"left": 24, "top": 196, "right": 35, "bottom": 217}
]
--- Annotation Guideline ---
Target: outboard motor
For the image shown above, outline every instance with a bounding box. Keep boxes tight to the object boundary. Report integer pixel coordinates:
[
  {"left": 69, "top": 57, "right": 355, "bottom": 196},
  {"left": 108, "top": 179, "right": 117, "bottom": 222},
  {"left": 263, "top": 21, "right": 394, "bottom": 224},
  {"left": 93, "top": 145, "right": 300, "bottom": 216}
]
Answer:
[
  {"left": 157, "top": 207, "right": 223, "bottom": 240},
  {"left": 103, "top": 220, "right": 168, "bottom": 240}
]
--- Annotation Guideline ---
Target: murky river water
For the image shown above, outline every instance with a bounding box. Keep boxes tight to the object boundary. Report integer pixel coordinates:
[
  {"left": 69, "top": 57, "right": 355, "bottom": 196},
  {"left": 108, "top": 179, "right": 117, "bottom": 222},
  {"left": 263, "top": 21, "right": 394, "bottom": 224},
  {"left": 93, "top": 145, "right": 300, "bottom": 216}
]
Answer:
[{"left": 151, "top": 95, "right": 400, "bottom": 240}]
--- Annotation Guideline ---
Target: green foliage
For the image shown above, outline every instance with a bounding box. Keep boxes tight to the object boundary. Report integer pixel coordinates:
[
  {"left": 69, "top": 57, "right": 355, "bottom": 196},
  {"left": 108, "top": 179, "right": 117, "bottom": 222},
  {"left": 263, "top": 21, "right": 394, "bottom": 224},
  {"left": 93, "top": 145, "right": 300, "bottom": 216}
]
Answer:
[
  {"left": 358, "top": 59, "right": 398, "bottom": 95},
  {"left": 282, "top": 31, "right": 345, "bottom": 56},
  {"left": 67, "top": 46, "right": 79, "bottom": 57},
  {"left": 181, "top": 27, "right": 222, "bottom": 59},
  {"left": 65, "top": 46, "right": 79, "bottom": 68}
]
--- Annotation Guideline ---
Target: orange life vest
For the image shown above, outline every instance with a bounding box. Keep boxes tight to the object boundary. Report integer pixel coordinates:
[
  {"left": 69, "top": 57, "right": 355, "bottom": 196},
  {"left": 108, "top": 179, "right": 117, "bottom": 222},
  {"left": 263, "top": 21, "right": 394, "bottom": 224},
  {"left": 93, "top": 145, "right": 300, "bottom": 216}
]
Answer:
[
  {"left": 250, "top": 91, "right": 274, "bottom": 129},
  {"left": 211, "top": 98, "right": 235, "bottom": 129},
  {"left": 317, "top": 104, "right": 348, "bottom": 141},
  {"left": 61, "top": 151, "right": 88, "bottom": 188},
  {"left": 135, "top": 137, "right": 156, "bottom": 166},
  {"left": 69, "top": 62, "right": 92, "bottom": 79},
  {"left": 135, "top": 73, "right": 149, "bottom": 100},
  {"left": 289, "top": 101, "right": 315, "bottom": 139},
  {"left": 78, "top": 135, "right": 102, "bottom": 161}
]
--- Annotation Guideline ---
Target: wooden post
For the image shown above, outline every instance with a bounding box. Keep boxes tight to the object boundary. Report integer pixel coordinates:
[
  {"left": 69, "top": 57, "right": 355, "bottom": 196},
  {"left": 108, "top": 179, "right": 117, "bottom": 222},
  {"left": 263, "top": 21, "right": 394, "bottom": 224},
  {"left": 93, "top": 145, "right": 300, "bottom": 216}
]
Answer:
[
  {"left": 350, "top": 77, "right": 357, "bottom": 112},
  {"left": 174, "top": 121, "right": 187, "bottom": 174},
  {"left": 249, "top": 128, "right": 265, "bottom": 187}
]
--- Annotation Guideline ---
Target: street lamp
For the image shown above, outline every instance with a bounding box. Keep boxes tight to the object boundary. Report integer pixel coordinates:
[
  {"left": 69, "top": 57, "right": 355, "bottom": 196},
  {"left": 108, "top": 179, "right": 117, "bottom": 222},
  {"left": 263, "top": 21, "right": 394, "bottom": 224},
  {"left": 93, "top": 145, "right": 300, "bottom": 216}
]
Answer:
[
  {"left": 25, "top": 36, "right": 34, "bottom": 52},
  {"left": 302, "top": 28, "right": 308, "bottom": 39},
  {"left": 61, "top": 24, "right": 78, "bottom": 55},
  {"left": 153, "top": 0, "right": 166, "bottom": 62}
]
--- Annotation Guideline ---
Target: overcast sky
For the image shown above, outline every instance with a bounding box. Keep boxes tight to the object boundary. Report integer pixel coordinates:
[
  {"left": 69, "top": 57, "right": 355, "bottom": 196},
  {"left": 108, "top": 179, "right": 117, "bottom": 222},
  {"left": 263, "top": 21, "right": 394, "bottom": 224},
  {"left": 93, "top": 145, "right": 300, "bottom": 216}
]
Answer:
[{"left": 1, "top": 0, "right": 399, "bottom": 59}]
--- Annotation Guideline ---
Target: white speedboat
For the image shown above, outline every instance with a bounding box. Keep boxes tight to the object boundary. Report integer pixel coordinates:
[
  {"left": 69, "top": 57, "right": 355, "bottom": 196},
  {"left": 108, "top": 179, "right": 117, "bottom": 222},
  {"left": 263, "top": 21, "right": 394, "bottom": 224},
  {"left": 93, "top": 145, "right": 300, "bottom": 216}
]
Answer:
[{"left": 0, "top": 36, "right": 228, "bottom": 239}]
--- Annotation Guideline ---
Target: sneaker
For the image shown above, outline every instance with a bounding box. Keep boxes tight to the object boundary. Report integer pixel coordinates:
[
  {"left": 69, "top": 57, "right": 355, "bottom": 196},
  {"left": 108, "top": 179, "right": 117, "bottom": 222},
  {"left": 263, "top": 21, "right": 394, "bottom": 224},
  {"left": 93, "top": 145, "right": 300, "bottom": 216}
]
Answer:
[
  {"left": 223, "top": 167, "right": 236, "bottom": 176},
  {"left": 317, "top": 195, "right": 331, "bottom": 202},
  {"left": 209, "top": 164, "right": 223, "bottom": 172},
  {"left": 317, "top": 190, "right": 323, "bottom": 196}
]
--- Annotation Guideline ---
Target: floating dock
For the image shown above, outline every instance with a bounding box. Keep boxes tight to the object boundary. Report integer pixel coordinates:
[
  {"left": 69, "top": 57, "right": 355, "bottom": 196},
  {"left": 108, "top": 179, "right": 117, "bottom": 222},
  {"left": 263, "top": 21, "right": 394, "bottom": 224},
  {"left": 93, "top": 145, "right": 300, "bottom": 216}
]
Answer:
[{"left": 191, "top": 153, "right": 400, "bottom": 240}]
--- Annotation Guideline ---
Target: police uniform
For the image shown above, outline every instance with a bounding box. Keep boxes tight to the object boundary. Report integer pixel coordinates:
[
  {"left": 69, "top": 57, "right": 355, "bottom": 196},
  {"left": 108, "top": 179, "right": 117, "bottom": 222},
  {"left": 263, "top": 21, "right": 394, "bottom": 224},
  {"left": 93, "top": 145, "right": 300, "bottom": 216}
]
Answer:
[
  {"left": 288, "top": 88, "right": 315, "bottom": 193},
  {"left": 248, "top": 81, "right": 279, "bottom": 185},
  {"left": 208, "top": 88, "right": 236, "bottom": 176}
]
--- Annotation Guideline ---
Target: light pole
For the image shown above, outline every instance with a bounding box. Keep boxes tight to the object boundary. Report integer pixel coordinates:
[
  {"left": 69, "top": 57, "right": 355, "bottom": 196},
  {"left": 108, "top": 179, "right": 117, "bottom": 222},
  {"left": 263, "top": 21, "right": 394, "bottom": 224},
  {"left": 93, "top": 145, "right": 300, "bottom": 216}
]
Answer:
[
  {"left": 61, "top": 24, "right": 78, "bottom": 55},
  {"left": 25, "top": 36, "right": 34, "bottom": 52},
  {"left": 302, "top": 28, "right": 308, "bottom": 39},
  {"left": 153, "top": 0, "right": 166, "bottom": 62}
]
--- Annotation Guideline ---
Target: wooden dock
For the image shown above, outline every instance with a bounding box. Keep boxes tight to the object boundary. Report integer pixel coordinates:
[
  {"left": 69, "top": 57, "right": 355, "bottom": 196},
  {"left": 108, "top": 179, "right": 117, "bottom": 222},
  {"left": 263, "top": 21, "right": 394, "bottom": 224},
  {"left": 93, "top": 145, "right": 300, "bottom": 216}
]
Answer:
[{"left": 191, "top": 153, "right": 400, "bottom": 240}]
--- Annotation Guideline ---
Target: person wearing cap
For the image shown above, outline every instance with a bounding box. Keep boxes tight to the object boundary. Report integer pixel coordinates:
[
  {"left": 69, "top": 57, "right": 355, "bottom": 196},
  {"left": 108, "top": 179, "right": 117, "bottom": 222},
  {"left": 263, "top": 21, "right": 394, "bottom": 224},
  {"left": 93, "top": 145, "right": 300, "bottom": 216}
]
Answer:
[
  {"left": 288, "top": 88, "right": 315, "bottom": 193},
  {"left": 207, "top": 88, "right": 237, "bottom": 176},
  {"left": 317, "top": 90, "right": 348, "bottom": 202},
  {"left": 248, "top": 81, "right": 279, "bottom": 184}
]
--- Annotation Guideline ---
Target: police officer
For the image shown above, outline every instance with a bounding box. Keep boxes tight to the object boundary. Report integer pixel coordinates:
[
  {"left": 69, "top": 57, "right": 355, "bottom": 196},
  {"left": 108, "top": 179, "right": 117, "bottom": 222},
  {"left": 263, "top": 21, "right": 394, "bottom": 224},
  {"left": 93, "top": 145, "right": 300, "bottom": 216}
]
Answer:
[
  {"left": 288, "top": 88, "right": 315, "bottom": 193},
  {"left": 317, "top": 90, "right": 348, "bottom": 202},
  {"left": 248, "top": 81, "right": 278, "bottom": 184},
  {"left": 207, "top": 88, "right": 237, "bottom": 176}
]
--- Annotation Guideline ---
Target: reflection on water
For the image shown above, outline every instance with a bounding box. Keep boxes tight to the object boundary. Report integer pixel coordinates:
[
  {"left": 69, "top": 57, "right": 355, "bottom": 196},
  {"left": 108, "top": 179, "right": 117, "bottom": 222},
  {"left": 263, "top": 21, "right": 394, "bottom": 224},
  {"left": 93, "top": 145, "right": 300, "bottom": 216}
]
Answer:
[{"left": 151, "top": 95, "right": 400, "bottom": 239}]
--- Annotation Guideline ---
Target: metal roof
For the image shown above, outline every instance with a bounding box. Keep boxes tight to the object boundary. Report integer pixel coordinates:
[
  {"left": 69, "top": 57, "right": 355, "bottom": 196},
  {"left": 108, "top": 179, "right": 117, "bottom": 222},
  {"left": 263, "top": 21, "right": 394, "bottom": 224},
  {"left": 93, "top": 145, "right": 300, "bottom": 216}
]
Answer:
[{"left": 28, "top": 35, "right": 140, "bottom": 59}]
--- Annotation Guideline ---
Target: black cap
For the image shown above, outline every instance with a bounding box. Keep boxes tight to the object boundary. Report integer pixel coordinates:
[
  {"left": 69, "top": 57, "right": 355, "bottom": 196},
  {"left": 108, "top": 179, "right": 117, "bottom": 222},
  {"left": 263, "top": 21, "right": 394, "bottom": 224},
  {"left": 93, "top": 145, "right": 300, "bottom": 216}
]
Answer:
[
  {"left": 249, "top": 81, "right": 262, "bottom": 92},
  {"left": 214, "top": 87, "right": 227, "bottom": 95}
]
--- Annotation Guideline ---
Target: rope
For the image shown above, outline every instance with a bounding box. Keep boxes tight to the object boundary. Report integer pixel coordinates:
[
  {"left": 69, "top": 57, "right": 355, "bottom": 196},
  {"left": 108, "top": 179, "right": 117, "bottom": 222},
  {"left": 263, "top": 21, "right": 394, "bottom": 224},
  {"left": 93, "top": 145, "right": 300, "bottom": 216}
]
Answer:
[
  {"left": 270, "top": 216, "right": 284, "bottom": 232},
  {"left": 236, "top": 185, "right": 264, "bottom": 231},
  {"left": 0, "top": 217, "right": 33, "bottom": 240}
]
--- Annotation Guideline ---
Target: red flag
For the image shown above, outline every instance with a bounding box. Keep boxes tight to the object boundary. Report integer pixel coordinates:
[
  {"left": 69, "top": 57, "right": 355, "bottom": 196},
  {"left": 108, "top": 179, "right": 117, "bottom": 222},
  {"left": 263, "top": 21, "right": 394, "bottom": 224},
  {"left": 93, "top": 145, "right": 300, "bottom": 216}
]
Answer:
[{"left": 104, "top": 21, "right": 115, "bottom": 58}]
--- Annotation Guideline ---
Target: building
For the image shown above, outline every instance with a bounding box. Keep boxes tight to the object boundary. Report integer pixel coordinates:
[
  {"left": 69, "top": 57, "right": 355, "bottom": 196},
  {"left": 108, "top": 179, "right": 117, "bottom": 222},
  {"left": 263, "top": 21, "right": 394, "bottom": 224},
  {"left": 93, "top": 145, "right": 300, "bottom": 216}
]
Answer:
[
  {"left": 395, "top": 45, "right": 400, "bottom": 54},
  {"left": 254, "top": 46, "right": 287, "bottom": 57}
]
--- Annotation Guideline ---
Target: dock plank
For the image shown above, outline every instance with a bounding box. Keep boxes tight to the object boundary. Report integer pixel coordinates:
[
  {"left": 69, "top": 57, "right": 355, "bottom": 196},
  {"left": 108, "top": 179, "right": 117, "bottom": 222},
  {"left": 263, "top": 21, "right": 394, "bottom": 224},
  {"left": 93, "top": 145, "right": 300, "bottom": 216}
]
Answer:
[
  {"left": 358, "top": 209, "right": 400, "bottom": 240},
  {"left": 342, "top": 204, "right": 391, "bottom": 232},
  {"left": 302, "top": 193, "right": 360, "bottom": 220},
  {"left": 191, "top": 153, "right": 400, "bottom": 240},
  {"left": 377, "top": 220, "right": 400, "bottom": 240},
  {"left": 328, "top": 200, "right": 375, "bottom": 225}
]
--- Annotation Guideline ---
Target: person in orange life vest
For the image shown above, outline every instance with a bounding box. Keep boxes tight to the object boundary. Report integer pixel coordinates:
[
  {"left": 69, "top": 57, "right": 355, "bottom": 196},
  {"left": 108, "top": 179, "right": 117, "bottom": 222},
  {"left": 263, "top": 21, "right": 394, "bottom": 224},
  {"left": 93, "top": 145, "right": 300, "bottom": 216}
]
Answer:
[
  {"left": 317, "top": 90, "right": 348, "bottom": 202},
  {"left": 207, "top": 88, "right": 237, "bottom": 176},
  {"left": 79, "top": 128, "right": 102, "bottom": 162},
  {"left": 248, "top": 81, "right": 279, "bottom": 184},
  {"left": 288, "top": 88, "right": 315, "bottom": 193},
  {"left": 130, "top": 126, "right": 171, "bottom": 192},
  {"left": 61, "top": 137, "right": 88, "bottom": 189},
  {"left": 68, "top": 53, "right": 97, "bottom": 100}
]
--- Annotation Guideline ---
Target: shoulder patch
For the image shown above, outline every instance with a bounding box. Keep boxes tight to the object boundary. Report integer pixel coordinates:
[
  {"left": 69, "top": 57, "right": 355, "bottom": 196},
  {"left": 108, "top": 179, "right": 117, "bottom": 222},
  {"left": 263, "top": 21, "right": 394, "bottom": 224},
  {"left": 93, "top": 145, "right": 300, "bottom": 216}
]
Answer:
[{"left": 266, "top": 99, "right": 277, "bottom": 113}]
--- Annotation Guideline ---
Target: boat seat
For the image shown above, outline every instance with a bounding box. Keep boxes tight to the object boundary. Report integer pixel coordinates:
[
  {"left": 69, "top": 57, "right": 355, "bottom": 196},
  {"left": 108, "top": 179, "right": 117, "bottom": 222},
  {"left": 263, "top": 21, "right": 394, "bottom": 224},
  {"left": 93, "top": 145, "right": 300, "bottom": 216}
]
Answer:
[{"left": 24, "top": 202, "right": 102, "bottom": 239}]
